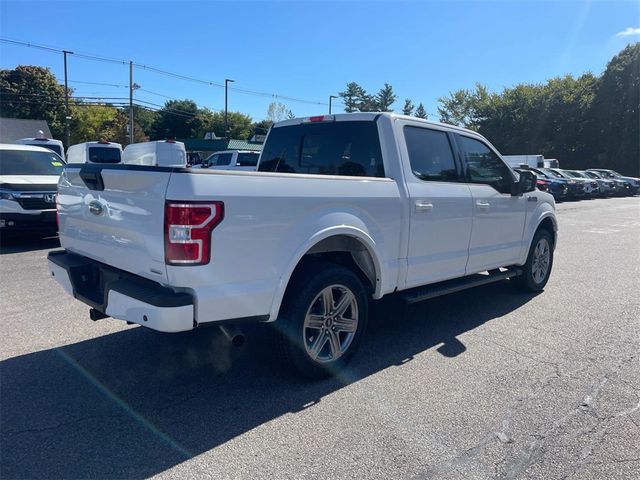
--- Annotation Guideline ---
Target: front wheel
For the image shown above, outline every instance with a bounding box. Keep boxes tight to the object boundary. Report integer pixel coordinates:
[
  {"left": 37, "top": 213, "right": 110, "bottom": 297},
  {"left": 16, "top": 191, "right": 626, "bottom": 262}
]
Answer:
[
  {"left": 276, "top": 263, "right": 368, "bottom": 379},
  {"left": 513, "top": 229, "right": 554, "bottom": 292}
]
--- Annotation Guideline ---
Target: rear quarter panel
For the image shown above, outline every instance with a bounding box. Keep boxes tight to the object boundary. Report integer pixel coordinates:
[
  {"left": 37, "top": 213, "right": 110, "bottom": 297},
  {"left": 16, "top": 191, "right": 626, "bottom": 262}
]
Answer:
[{"left": 165, "top": 170, "right": 403, "bottom": 323}]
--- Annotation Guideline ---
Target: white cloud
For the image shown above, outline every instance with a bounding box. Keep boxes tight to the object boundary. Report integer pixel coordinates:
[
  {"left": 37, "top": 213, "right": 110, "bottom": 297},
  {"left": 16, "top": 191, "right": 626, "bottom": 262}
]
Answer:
[{"left": 616, "top": 27, "right": 640, "bottom": 37}]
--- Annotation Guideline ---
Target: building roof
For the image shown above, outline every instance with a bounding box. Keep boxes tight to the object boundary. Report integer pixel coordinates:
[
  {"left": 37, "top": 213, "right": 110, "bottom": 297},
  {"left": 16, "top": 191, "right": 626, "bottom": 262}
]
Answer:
[{"left": 0, "top": 118, "right": 53, "bottom": 143}]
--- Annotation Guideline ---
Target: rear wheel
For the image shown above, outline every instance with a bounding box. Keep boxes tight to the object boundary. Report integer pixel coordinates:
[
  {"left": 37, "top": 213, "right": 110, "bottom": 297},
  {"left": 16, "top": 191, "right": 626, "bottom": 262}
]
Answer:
[
  {"left": 276, "top": 263, "right": 368, "bottom": 379},
  {"left": 513, "top": 229, "right": 554, "bottom": 292}
]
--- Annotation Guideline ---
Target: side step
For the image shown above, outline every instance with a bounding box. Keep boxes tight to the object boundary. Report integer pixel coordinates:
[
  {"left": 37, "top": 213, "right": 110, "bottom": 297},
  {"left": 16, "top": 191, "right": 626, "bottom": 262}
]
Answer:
[{"left": 400, "top": 268, "right": 522, "bottom": 304}]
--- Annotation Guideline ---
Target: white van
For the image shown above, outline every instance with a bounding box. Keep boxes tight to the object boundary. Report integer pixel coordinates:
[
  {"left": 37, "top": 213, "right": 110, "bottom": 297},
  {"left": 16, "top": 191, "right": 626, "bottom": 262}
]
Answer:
[
  {"left": 66, "top": 141, "right": 123, "bottom": 164},
  {"left": 122, "top": 140, "right": 187, "bottom": 167},
  {"left": 15, "top": 132, "right": 65, "bottom": 161}
]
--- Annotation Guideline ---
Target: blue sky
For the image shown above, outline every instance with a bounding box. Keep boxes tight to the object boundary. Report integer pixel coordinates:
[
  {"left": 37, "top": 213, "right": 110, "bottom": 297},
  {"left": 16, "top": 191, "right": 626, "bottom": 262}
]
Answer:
[{"left": 1, "top": 0, "right": 639, "bottom": 121}]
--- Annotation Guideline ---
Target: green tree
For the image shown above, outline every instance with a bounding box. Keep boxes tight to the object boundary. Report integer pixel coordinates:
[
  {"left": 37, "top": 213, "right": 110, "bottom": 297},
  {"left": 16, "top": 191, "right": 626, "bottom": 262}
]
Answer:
[
  {"left": 374, "top": 83, "right": 396, "bottom": 111},
  {"left": 197, "top": 110, "right": 253, "bottom": 139},
  {"left": 437, "top": 83, "right": 489, "bottom": 129},
  {"left": 589, "top": 42, "right": 640, "bottom": 175},
  {"left": 0, "top": 65, "right": 67, "bottom": 141},
  {"left": 414, "top": 103, "right": 427, "bottom": 119},
  {"left": 402, "top": 99, "right": 414, "bottom": 116},
  {"left": 151, "top": 99, "right": 200, "bottom": 139},
  {"left": 249, "top": 119, "right": 274, "bottom": 139},
  {"left": 69, "top": 103, "right": 118, "bottom": 144},
  {"left": 339, "top": 82, "right": 376, "bottom": 112}
]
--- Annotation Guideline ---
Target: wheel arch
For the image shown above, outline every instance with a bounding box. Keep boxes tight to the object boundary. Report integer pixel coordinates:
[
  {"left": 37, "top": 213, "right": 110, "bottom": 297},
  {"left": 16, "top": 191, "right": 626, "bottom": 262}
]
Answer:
[{"left": 268, "top": 226, "right": 384, "bottom": 321}]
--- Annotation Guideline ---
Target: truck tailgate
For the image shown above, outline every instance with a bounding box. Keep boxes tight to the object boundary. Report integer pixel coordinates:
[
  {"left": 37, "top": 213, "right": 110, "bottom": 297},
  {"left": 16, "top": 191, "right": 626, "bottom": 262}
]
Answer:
[{"left": 58, "top": 165, "right": 172, "bottom": 283}]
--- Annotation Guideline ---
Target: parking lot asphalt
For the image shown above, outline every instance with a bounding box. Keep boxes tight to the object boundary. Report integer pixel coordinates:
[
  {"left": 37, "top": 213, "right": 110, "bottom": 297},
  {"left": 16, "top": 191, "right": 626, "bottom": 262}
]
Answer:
[{"left": 1, "top": 196, "right": 638, "bottom": 480}]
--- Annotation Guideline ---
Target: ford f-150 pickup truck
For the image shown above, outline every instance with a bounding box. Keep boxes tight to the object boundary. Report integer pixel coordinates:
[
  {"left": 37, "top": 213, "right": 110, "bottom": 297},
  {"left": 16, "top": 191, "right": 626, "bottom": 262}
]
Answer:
[{"left": 48, "top": 113, "right": 557, "bottom": 378}]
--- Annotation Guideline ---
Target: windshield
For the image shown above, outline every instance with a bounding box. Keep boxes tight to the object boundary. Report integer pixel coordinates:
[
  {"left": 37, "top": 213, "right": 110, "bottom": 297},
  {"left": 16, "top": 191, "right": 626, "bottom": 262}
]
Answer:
[
  {"left": 88, "top": 147, "right": 121, "bottom": 164},
  {"left": 0, "top": 149, "right": 65, "bottom": 176},
  {"left": 568, "top": 171, "right": 586, "bottom": 178},
  {"left": 258, "top": 121, "right": 385, "bottom": 177},
  {"left": 25, "top": 143, "right": 62, "bottom": 156},
  {"left": 585, "top": 171, "right": 600, "bottom": 179}
]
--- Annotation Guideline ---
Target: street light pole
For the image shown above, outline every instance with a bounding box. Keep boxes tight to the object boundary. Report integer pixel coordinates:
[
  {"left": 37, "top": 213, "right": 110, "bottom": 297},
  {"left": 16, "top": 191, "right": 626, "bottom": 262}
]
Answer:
[
  {"left": 129, "top": 61, "right": 134, "bottom": 144},
  {"left": 62, "top": 50, "right": 73, "bottom": 147},
  {"left": 225, "top": 79, "right": 235, "bottom": 138},
  {"left": 329, "top": 95, "right": 338, "bottom": 114}
]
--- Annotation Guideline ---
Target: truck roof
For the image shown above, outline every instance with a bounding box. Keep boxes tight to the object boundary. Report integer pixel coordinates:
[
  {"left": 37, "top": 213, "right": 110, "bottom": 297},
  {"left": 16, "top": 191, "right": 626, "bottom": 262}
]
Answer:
[{"left": 272, "top": 112, "right": 479, "bottom": 136}]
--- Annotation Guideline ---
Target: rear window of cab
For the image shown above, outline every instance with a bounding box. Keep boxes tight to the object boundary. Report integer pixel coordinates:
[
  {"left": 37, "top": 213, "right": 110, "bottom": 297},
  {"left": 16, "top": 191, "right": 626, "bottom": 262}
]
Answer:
[{"left": 258, "top": 121, "right": 385, "bottom": 178}]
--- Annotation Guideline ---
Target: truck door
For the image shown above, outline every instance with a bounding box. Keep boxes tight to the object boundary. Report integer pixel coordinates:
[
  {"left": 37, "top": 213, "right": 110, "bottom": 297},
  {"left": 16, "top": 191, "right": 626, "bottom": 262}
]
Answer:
[
  {"left": 455, "top": 134, "right": 527, "bottom": 273},
  {"left": 398, "top": 121, "right": 474, "bottom": 288}
]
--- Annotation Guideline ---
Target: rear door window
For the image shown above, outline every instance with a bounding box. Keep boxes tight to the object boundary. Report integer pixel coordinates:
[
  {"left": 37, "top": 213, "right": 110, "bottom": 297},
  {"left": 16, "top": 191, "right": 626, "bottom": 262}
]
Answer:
[
  {"left": 88, "top": 147, "right": 121, "bottom": 164},
  {"left": 258, "top": 121, "right": 385, "bottom": 177},
  {"left": 236, "top": 152, "right": 259, "bottom": 167},
  {"left": 404, "top": 126, "right": 459, "bottom": 182}
]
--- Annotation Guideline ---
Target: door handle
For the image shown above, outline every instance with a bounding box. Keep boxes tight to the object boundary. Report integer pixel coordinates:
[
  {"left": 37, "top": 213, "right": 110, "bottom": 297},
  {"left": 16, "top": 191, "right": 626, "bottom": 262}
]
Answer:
[
  {"left": 415, "top": 201, "right": 434, "bottom": 213},
  {"left": 475, "top": 201, "right": 491, "bottom": 211}
]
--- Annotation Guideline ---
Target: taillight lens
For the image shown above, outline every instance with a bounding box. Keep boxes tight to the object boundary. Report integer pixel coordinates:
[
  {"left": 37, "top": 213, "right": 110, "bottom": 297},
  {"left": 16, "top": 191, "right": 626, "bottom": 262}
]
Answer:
[{"left": 164, "top": 201, "right": 224, "bottom": 265}]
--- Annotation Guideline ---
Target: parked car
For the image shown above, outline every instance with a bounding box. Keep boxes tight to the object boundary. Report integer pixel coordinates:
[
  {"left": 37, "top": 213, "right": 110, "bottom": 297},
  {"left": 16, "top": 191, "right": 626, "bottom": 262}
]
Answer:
[
  {"left": 67, "top": 141, "right": 123, "bottom": 164},
  {"left": 576, "top": 170, "right": 617, "bottom": 197},
  {"left": 48, "top": 113, "right": 557, "bottom": 378},
  {"left": 517, "top": 167, "right": 567, "bottom": 201},
  {"left": 548, "top": 168, "right": 599, "bottom": 197},
  {"left": 587, "top": 169, "right": 639, "bottom": 195},
  {"left": 15, "top": 131, "right": 65, "bottom": 161},
  {"left": 534, "top": 167, "right": 585, "bottom": 199},
  {"left": 123, "top": 140, "right": 187, "bottom": 167},
  {"left": 0, "top": 144, "right": 64, "bottom": 236},
  {"left": 194, "top": 150, "right": 260, "bottom": 171}
]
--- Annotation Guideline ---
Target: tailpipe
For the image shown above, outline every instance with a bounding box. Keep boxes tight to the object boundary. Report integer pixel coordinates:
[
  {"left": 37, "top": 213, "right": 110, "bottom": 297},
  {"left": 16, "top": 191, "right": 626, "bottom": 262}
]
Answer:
[{"left": 219, "top": 324, "right": 245, "bottom": 348}]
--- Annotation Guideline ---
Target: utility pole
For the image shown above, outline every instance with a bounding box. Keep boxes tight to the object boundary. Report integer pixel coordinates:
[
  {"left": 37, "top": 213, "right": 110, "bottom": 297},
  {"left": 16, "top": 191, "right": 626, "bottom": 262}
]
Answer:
[
  {"left": 62, "top": 50, "right": 73, "bottom": 147},
  {"left": 225, "top": 78, "right": 235, "bottom": 138},
  {"left": 129, "top": 61, "right": 134, "bottom": 145},
  {"left": 329, "top": 95, "right": 338, "bottom": 114}
]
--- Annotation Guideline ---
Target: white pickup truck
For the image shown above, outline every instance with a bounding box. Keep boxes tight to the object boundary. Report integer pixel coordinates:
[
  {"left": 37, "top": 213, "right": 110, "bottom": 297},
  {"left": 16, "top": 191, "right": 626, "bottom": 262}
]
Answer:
[{"left": 48, "top": 113, "right": 557, "bottom": 378}]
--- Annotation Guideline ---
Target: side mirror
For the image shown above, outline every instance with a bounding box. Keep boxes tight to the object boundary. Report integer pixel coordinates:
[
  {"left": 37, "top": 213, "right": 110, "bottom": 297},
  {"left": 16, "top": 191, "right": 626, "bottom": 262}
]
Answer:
[{"left": 512, "top": 170, "right": 536, "bottom": 196}]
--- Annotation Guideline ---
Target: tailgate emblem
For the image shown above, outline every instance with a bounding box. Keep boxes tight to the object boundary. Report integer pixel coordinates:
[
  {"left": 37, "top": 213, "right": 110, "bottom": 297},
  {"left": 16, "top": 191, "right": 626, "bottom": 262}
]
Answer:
[{"left": 88, "top": 200, "right": 104, "bottom": 216}]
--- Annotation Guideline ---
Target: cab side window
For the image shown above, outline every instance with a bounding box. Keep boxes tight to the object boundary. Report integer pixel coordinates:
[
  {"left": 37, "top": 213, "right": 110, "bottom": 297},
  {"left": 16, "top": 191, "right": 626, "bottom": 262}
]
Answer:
[
  {"left": 458, "top": 136, "right": 513, "bottom": 194},
  {"left": 215, "top": 153, "right": 233, "bottom": 166},
  {"left": 404, "top": 126, "right": 459, "bottom": 182}
]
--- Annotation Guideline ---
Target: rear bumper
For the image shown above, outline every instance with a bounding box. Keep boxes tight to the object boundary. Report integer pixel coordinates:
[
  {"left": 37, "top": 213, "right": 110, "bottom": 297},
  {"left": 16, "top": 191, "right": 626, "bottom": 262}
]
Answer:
[{"left": 47, "top": 250, "right": 195, "bottom": 333}]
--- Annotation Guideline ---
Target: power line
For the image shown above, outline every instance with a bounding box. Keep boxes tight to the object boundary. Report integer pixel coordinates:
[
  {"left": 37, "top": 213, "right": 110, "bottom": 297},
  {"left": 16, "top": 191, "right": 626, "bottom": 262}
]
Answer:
[{"left": 1, "top": 37, "right": 331, "bottom": 106}]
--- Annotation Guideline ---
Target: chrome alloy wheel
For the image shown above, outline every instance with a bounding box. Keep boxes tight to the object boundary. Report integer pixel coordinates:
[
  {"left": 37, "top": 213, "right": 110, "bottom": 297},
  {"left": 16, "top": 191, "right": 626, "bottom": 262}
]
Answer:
[
  {"left": 532, "top": 237, "right": 551, "bottom": 284},
  {"left": 303, "top": 284, "right": 359, "bottom": 363}
]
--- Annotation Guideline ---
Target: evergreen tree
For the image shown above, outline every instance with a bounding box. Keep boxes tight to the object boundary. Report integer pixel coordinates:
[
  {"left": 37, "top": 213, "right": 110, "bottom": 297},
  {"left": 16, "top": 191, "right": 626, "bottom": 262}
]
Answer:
[
  {"left": 402, "top": 99, "right": 414, "bottom": 116},
  {"left": 374, "top": 83, "right": 396, "bottom": 111},
  {"left": 414, "top": 103, "right": 428, "bottom": 119}
]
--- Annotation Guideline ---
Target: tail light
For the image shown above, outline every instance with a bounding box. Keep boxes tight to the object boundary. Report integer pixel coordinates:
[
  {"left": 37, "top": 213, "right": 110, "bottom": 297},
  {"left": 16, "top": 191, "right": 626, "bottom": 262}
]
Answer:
[
  {"left": 164, "top": 201, "right": 224, "bottom": 265},
  {"left": 536, "top": 179, "right": 549, "bottom": 191}
]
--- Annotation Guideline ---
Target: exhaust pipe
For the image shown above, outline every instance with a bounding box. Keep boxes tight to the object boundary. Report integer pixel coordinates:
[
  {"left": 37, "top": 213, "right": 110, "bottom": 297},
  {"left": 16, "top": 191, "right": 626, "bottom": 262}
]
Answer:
[
  {"left": 89, "top": 308, "right": 109, "bottom": 321},
  {"left": 219, "top": 324, "right": 245, "bottom": 347}
]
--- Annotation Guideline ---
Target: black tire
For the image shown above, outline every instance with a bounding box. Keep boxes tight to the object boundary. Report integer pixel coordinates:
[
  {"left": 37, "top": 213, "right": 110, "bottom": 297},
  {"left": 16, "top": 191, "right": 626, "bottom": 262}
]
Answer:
[
  {"left": 276, "top": 262, "right": 368, "bottom": 379},
  {"left": 513, "top": 229, "right": 554, "bottom": 292}
]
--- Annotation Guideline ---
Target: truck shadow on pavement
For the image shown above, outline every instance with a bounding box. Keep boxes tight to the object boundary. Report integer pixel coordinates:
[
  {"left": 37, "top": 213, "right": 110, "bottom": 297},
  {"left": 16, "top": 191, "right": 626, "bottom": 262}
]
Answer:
[
  {"left": 0, "top": 281, "right": 537, "bottom": 479},
  {"left": 0, "top": 235, "right": 59, "bottom": 254}
]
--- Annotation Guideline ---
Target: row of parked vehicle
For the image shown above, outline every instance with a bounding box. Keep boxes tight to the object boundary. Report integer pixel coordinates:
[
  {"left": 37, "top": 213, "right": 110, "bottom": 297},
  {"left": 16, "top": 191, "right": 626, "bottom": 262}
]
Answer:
[{"left": 514, "top": 166, "right": 640, "bottom": 201}]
